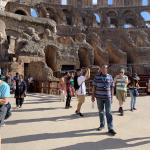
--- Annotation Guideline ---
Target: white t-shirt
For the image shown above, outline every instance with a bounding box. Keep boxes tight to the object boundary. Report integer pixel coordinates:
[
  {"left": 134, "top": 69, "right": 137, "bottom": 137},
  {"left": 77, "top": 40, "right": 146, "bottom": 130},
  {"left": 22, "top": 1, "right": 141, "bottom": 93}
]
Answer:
[{"left": 77, "top": 76, "right": 86, "bottom": 95}]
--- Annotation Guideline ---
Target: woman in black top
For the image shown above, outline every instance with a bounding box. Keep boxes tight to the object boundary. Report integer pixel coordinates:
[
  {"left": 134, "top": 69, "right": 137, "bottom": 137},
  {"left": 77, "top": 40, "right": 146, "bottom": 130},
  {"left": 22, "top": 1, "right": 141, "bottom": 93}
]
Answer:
[{"left": 15, "top": 75, "right": 27, "bottom": 108}]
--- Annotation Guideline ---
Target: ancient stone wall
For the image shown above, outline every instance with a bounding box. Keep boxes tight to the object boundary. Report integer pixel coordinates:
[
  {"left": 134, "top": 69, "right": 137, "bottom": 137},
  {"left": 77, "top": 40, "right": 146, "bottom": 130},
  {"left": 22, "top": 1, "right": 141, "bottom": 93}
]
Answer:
[{"left": 0, "top": 0, "right": 150, "bottom": 80}]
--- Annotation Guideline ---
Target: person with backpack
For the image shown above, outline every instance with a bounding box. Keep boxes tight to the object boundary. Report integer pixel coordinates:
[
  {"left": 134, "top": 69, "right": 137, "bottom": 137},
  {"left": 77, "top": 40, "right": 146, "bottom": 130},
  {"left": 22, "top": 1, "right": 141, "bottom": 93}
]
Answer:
[
  {"left": 128, "top": 73, "right": 140, "bottom": 111},
  {"left": 75, "top": 68, "right": 90, "bottom": 117}
]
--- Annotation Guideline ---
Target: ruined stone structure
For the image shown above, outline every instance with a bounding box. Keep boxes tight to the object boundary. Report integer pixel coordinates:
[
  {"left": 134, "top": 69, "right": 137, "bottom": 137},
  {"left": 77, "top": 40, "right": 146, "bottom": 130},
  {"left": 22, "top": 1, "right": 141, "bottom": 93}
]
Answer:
[{"left": 0, "top": 0, "right": 150, "bottom": 80}]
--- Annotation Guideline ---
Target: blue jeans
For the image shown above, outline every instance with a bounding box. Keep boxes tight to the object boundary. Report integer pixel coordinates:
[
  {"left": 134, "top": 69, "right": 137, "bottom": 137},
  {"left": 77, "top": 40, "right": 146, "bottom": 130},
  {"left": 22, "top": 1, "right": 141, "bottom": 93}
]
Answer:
[
  {"left": 129, "top": 89, "right": 137, "bottom": 109},
  {"left": 0, "top": 105, "right": 7, "bottom": 126},
  {"left": 96, "top": 99, "right": 113, "bottom": 130}
]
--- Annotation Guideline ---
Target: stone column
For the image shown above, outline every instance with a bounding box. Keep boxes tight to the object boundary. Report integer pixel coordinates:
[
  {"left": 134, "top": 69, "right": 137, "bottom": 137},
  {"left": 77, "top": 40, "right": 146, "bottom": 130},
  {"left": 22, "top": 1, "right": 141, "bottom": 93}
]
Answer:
[
  {"left": 113, "top": 0, "right": 124, "bottom": 7},
  {"left": 0, "top": 20, "right": 6, "bottom": 44},
  {"left": 132, "top": 0, "right": 141, "bottom": 6},
  {"left": 8, "top": 36, "right": 16, "bottom": 55},
  {"left": 99, "top": 0, "right": 107, "bottom": 7}
]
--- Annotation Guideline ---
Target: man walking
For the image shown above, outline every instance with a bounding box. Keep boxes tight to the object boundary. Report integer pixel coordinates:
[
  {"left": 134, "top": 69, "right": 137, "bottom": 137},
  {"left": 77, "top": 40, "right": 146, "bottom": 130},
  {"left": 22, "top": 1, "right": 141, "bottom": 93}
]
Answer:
[
  {"left": 92, "top": 65, "right": 116, "bottom": 136},
  {"left": 114, "top": 68, "right": 128, "bottom": 116},
  {"left": 75, "top": 68, "right": 90, "bottom": 117}
]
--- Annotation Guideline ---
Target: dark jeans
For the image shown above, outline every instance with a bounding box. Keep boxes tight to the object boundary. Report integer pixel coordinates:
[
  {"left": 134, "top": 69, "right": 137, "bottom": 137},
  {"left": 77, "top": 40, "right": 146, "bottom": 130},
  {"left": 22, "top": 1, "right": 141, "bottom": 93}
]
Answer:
[
  {"left": 96, "top": 99, "right": 113, "bottom": 130},
  {"left": 0, "top": 105, "right": 7, "bottom": 126},
  {"left": 16, "top": 98, "right": 24, "bottom": 107},
  {"left": 65, "top": 91, "right": 71, "bottom": 107}
]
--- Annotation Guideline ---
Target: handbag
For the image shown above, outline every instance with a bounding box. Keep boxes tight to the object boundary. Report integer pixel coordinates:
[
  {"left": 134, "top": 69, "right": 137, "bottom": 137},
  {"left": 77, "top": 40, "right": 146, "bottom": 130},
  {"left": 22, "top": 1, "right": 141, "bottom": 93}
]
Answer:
[{"left": 133, "top": 89, "right": 139, "bottom": 97}]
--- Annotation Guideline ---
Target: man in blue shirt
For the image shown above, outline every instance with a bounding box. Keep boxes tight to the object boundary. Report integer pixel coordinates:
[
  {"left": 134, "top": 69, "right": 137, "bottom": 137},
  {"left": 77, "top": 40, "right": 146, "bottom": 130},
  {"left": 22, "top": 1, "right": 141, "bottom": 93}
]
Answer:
[
  {"left": 0, "top": 79, "right": 10, "bottom": 127},
  {"left": 91, "top": 65, "right": 116, "bottom": 136}
]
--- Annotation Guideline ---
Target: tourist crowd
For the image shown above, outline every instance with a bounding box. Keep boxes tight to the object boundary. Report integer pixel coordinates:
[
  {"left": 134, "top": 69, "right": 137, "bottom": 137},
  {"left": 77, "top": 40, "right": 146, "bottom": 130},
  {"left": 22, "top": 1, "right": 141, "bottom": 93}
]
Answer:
[{"left": 0, "top": 65, "right": 141, "bottom": 136}]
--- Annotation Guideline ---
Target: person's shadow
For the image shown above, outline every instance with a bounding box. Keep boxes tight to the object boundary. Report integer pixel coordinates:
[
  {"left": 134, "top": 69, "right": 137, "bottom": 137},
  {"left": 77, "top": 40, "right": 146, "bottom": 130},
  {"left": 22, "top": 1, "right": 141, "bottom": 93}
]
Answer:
[
  {"left": 51, "top": 137, "right": 150, "bottom": 150},
  {"left": 2, "top": 128, "right": 150, "bottom": 150}
]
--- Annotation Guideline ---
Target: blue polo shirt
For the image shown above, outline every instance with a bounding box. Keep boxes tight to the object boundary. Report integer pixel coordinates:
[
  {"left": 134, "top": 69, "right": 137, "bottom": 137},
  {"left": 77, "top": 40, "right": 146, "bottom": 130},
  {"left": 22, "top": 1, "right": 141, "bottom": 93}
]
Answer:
[
  {"left": 0, "top": 81, "right": 10, "bottom": 98},
  {"left": 93, "top": 73, "right": 114, "bottom": 100}
]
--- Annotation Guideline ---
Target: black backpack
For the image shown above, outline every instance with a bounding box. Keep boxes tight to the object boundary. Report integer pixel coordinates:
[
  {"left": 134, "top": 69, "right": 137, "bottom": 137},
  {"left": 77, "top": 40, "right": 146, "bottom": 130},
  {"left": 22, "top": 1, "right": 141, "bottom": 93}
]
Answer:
[{"left": 74, "top": 75, "right": 80, "bottom": 91}]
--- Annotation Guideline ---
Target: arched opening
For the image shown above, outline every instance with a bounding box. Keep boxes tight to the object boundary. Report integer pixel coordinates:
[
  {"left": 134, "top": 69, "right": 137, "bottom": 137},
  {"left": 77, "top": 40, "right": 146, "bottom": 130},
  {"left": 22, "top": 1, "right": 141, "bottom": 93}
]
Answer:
[
  {"left": 82, "top": 17, "right": 86, "bottom": 25},
  {"left": 94, "top": 13, "right": 101, "bottom": 25},
  {"left": 30, "top": 8, "right": 38, "bottom": 17},
  {"left": 125, "top": 18, "right": 136, "bottom": 26},
  {"left": 108, "top": 0, "right": 113, "bottom": 6},
  {"left": 78, "top": 48, "right": 90, "bottom": 68},
  {"left": 123, "top": 24, "right": 134, "bottom": 28},
  {"left": 46, "top": 8, "right": 58, "bottom": 23},
  {"left": 63, "top": 9, "right": 72, "bottom": 25},
  {"left": 142, "top": 0, "right": 148, "bottom": 6},
  {"left": 141, "top": 11, "right": 150, "bottom": 27},
  {"left": 141, "top": 11, "right": 150, "bottom": 21},
  {"left": 109, "top": 18, "right": 118, "bottom": 28},
  {"left": 92, "top": 0, "right": 98, "bottom": 5},
  {"left": 107, "top": 11, "right": 118, "bottom": 27},
  {"left": 61, "top": 0, "right": 67, "bottom": 5},
  {"left": 44, "top": 46, "right": 57, "bottom": 71},
  {"left": 15, "top": 10, "right": 27, "bottom": 15}
]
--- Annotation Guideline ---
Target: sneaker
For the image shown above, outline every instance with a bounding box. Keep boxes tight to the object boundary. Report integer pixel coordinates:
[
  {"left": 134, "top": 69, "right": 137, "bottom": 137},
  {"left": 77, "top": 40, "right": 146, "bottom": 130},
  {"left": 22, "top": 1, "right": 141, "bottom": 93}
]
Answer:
[
  {"left": 108, "top": 129, "right": 117, "bottom": 136},
  {"left": 120, "top": 107, "right": 124, "bottom": 116},
  {"left": 78, "top": 113, "right": 84, "bottom": 117},
  {"left": 96, "top": 126, "right": 104, "bottom": 131},
  {"left": 65, "top": 106, "right": 69, "bottom": 109},
  {"left": 133, "top": 108, "right": 137, "bottom": 110},
  {"left": 75, "top": 111, "right": 84, "bottom": 117},
  {"left": 130, "top": 108, "right": 133, "bottom": 111},
  {"left": 118, "top": 107, "right": 122, "bottom": 113}
]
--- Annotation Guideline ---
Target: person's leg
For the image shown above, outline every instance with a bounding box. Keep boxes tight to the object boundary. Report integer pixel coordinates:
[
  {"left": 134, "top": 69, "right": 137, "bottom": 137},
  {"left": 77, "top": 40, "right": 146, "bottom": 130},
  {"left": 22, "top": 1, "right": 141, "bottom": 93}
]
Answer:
[
  {"left": 16, "top": 98, "right": 19, "bottom": 107},
  {"left": 105, "top": 100, "right": 113, "bottom": 130},
  {"left": 133, "top": 96, "right": 137, "bottom": 109},
  {"left": 68, "top": 93, "right": 72, "bottom": 107},
  {"left": 65, "top": 91, "right": 71, "bottom": 108},
  {"left": 62, "top": 90, "right": 66, "bottom": 102},
  {"left": 76, "top": 95, "right": 85, "bottom": 113},
  {"left": 20, "top": 98, "right": 24, "bottom": 107},
  {"left": 116, "top": 90, "right": 123, "bottom": 113},
  {"left": 96, "top": 99, "right": 105, "bottom": 128},
  {"left": 60, "top": 90, "right": 64, "bottom": 101},
  {"left": 0, "top": 105, "right": 7, "bottom": 126},
  {"left": 129, "top": 90, "right": 134, "bottom": 110},
  {"left": 5, "top": 103, "right": 12, "bottom": 120}
]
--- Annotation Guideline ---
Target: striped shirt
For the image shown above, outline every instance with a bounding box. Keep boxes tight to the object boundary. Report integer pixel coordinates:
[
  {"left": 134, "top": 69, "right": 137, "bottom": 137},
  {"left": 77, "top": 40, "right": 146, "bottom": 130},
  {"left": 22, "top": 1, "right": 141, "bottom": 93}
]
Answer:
[
  {"left": 114, "top": 75, "right": 128, "bottom": 91},
  {"left": 93, "top": 73, "right": 114, "bottom": 100}
]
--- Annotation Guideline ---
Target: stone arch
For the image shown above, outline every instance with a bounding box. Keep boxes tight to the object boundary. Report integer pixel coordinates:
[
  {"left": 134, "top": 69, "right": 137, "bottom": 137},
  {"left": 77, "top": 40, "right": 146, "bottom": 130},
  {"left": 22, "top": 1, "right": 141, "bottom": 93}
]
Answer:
[
  {"left": 46, "top": 7, "right": 58, "bottom": 23},
  {"left": 122, "top": 10, "right": 138, "bottom": 27},
  {"left": 106, "top": 10, "right": 118, "bottom": 27},
  {"left": 63, "top": 9, "right": 72, "bottom": 25},
  {"left": 78, "top": 47, "right": 90, "bottom": 68},
  {"left": 15, "top": 9, "right": 28, "bottom": 16},
  {"left": 140, "top": 11, "right": 150, "bottom": 27},
  {"left": 94, "top": 13, "right": 101, "bottom": 26},
  {"left": 44, "top": 45, "right": 58, "bottom": 71}
]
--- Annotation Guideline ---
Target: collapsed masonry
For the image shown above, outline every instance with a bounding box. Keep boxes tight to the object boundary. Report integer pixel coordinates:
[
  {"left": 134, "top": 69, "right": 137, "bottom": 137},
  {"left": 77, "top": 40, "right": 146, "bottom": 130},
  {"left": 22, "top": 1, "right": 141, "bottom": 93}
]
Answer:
[{"left": 0, "top": 0, "right": 150, "bottom": 80}]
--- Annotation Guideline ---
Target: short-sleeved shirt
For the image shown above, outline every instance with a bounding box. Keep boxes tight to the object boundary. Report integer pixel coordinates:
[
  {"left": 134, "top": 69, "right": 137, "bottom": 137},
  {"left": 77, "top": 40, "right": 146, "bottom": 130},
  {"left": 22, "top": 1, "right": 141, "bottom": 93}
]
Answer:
[
  {"left": 0, "top": 81, "right": 10, "bottom": 104},
  {"left": 77, "top": 76, "right": 86, "bottom": 95},
  {"left": 93, "top": 73, "right": 114, "bottom": 100},
  {"left": 114, "top": 75, "right": 128, "bottom": 91}
]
